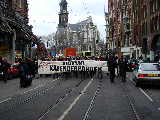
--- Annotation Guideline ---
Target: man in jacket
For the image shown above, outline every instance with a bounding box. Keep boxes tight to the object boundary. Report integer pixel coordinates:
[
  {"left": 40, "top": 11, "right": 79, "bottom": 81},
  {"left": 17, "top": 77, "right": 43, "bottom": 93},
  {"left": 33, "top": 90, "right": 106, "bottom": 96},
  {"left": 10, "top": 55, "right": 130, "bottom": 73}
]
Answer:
[
  {"left": 108, "top": 55, "right": 117, "bottom": 83},
  {"left": 18, "top": 59, "right": 29, "bottom": 88},
  {"left": 118, "top": 56, "right": 128, "bottom": 82},
  {"left": 0, "top": 57, "right": 10, "bottom": 83}
]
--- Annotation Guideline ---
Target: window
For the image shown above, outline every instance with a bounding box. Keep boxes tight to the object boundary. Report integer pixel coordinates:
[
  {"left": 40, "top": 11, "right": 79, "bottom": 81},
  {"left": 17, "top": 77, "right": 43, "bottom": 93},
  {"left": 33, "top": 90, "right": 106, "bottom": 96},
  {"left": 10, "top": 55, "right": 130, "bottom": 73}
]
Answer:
[
  {"left": 141, "top": 64, "right": 160, "bottom": 71},
  {"left": 158, "top": 0, "right": 160, "bottom": 11}
]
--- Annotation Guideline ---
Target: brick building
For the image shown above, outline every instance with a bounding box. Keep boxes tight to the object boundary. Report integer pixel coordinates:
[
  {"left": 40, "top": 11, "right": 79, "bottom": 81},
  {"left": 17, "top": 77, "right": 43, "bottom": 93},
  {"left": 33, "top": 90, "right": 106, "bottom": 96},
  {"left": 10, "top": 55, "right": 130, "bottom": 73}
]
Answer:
[
  {"left": 139, "top": 0, "right": 160, "bottom": 60},
  {"left": 0, "top": 0, "right": 47, "bottom": 62},
  {"left": 108, "top": 0, "right": 160, "bottom": 59}
]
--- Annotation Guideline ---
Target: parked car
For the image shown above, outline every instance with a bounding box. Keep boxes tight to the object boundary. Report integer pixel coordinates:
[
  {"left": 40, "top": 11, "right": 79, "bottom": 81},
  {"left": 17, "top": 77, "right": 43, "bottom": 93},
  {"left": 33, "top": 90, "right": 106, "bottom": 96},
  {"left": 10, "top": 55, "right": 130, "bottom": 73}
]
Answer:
[
  {"left": 7, "top": 63, "right": 19, "bottom": 79},
  {"left": 133, "top": 62, "right": 160, "bottom": 86}
]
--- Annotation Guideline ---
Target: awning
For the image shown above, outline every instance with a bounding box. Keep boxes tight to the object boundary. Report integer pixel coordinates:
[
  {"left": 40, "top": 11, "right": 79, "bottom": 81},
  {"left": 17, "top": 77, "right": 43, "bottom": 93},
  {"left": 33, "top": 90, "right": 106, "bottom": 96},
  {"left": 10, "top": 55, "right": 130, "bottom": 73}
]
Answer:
[{"left": 0, "top": 19, "right": 13, "bottom": 33}]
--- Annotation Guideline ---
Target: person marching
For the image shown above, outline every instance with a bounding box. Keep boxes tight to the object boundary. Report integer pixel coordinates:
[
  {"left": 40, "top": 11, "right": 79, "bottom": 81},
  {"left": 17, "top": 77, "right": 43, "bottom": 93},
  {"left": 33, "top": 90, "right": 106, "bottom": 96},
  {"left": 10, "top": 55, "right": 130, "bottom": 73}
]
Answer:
[
  {"left": 0, "top": 56, "right": 10, "bottom": 83},
  {"left": 18, "top": 58, "right": 29, "bottom": 88},
  {"left": 118, "top": 56, "right": 128, "bottom": 82},
  {"left": 108, "top": 55, "right": 117, "bottom": 83}
]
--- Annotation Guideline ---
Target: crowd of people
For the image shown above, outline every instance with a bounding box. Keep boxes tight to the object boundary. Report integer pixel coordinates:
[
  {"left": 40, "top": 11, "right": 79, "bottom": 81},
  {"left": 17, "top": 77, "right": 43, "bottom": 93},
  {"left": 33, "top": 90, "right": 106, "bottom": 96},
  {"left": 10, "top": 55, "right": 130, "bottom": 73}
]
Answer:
[
  {"left": 0, "top": 56, "right": 37, "bottom": 88},
  {"left": 108, "top": 55, "right": 128, "bottom": 83},
  {"left": 107, "top": 55, "right": 160, "bottom": 83},
  {"left": 1, "top": 54, "right": 160, "bottom": 88},
  {"left": 18, "top": 58, "right": 37, "bottom": 88}
]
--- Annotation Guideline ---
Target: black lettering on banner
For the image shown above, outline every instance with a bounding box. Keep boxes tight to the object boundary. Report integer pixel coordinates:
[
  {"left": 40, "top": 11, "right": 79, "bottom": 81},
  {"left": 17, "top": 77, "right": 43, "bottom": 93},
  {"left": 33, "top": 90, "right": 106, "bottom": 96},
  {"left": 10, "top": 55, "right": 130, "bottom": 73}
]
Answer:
[
  {"left": 74, "top": 66, "right": 77, "bottom": 71},
  {"left": 55, "top": 65, "right": 60, "bottom": 71},
  {"left": 98, "top": 67, "right": 102, "bottom": 71},
  {"left": 74, "top": 61, "right": 78, "bottom": 65},
  {"left": 78, "top": 66, "right": 82, "bottom": 71},
  {"left": 72, "top": 61, "right": 75, "bottom": 65},
  {"left": 50, "top": 65, "right": 59, "bottom": 71},
  {"left": 60, "top": 66, "right": 63, "bottom": 71},
  {"left": 63, "top": 66, "right": 67, "bottom": 71},
  {"left": 94, "top": 67, "right": 97, "bottom": 71},
  {"left": 67, "top": 66, "right": 70, "bottom": 71},
  {"left": 86, "top": 67, "right": 89, "bottom": 71},
  {"left": 50, "top": 65, "right": 102, "bottom": 72},
  {"left": 71, "top": 66, "right": 74, "bottom": 71},
  {"left": 50, "top": 65, "right": 54, "bottom": 71},
  {"left": 78, "top": 61, "right": 84, "bottom": 65},
  {"left": 68, "top": 62, "right": 71, "bottom": 65},
  {"left": 82, "top": 66, "right": 85, "bottom": 71},
  {"left": 90, "top": 67, "right": 94, "bottom": 71},
  {"left": 62, "top": 61, "right": 85, "bottom": 66}
]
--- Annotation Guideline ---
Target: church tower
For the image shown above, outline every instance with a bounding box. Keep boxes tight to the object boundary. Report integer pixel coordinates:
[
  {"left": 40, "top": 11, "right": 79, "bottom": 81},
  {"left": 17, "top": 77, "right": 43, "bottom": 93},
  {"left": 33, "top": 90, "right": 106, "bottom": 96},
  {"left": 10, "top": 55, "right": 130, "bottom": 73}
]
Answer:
[{"left": 58, "top": 0, "right": 69, "bottom": 28}]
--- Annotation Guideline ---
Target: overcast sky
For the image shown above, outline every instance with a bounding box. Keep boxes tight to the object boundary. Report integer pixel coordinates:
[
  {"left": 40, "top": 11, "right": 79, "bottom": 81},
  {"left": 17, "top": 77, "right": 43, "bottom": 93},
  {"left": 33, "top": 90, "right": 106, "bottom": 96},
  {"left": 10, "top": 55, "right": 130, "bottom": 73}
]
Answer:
[{"left": 28, "top": 0, "right": 108, "bottom": 39}]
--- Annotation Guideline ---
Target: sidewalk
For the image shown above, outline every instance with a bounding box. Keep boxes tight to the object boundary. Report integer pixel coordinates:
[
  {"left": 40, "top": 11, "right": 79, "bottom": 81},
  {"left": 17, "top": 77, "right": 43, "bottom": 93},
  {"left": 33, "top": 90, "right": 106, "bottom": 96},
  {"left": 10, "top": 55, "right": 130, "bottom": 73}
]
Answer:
[{"left": 0, "top": 76, "right": 57, "bottom": 102}]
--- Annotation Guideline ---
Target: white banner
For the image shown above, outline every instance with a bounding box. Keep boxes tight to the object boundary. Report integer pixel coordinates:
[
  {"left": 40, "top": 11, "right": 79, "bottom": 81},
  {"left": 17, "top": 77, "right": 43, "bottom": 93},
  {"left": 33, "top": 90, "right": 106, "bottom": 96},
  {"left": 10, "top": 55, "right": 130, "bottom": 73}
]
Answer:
[{"left": 38, "top": 60, "right": 108, "bottom": 74}]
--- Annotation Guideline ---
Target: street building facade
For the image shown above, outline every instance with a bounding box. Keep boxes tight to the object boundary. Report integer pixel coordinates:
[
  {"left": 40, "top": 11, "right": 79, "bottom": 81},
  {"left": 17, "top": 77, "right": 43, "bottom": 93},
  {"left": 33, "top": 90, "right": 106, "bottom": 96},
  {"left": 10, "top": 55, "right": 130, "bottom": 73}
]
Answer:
[
  {"left": 105, "top": 12, "right": 109, "bottom": 50},
  {"left": 108, "top": 0, "right": 160, "bottom": 60},
  {"left": 108, "top": 0, "right": 133, "bottom": 58},
  {"left": 0, "top": 0, "right": 47, "bottom": 62},
  {"left": 138, "top": 0, "right": 160, "bottom": 60}
]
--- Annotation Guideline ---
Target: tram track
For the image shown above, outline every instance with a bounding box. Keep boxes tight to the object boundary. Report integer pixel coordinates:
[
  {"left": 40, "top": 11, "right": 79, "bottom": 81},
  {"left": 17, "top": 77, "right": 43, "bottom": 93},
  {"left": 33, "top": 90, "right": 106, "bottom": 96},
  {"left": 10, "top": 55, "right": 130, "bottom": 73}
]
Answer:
[
  {"left": 82, "top": 79, "right": 103, "bottom": 120},
  {"left": 37, "top": 76, "right": 89, "bottom": 120},
  {"left": 0, "top": 77, "right": 63, "bottom": 113},
  {"left": 121, "top": 83, "right": 142, "bottom": 120},
  {"left": 0, "top": 75, "right": 86, "bottom": 120}
]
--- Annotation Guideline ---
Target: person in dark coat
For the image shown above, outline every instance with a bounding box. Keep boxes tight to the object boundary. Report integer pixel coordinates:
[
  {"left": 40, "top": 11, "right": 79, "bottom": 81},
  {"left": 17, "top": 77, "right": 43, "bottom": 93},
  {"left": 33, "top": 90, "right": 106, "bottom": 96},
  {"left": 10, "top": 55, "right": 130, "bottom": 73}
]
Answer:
[
  {"left": 108, "top": 55, "right": 117, "bottom": 83},
  {"left": 18, "top": 59, "right": 29, "bottom": 88},
  {"left": 26, "top": 58, "right": 36, "bottom": 78},
  {"left": 3, "top": 58, "right": 10, "bottom": 83},
  {"left": 118, "top": 56, "right": 128, "bottom": 82},
  {"left": 0, "top": 57, "right": 10, "bottom": 83}
]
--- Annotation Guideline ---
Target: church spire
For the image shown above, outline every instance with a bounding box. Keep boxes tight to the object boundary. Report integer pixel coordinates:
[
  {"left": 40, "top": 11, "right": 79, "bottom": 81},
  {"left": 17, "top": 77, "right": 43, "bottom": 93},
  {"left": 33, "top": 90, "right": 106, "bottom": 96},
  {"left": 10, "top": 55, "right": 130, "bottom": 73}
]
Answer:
[
  {"left": 58, "top": 0, "right": 68, "bottom": 28},
  {"left": 60, "top": 0, "right": 68, "bottom": 5}
]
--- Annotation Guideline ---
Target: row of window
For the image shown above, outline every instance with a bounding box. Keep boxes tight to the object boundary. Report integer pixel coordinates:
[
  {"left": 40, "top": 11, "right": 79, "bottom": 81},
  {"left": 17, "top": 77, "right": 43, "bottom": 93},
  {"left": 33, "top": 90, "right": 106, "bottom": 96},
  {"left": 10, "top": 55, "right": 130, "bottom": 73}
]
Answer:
[
  {"left": 141, "top": 15, "right": 160, "bottom": 36},
  {"left": 150, "top": 0, "right": 160, "bottom": 14},
  {"left": 150, "top": 16, "right": 160, "bottom": 33}
]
